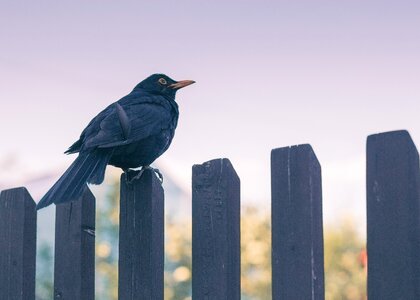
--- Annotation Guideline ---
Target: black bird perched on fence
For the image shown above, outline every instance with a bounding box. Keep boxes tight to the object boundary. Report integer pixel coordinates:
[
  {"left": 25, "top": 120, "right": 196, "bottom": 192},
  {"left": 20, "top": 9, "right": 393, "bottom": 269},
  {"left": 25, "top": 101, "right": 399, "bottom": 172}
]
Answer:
[{"left": 37, "top": 74, "right": 195, "bottom": 210}]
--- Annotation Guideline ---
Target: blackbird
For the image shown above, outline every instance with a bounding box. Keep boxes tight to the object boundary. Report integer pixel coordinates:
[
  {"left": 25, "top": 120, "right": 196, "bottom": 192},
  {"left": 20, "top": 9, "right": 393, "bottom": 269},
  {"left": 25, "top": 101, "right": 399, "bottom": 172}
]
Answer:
[{"left": 37, "top": 74, "right": 194, "bottom": 210}]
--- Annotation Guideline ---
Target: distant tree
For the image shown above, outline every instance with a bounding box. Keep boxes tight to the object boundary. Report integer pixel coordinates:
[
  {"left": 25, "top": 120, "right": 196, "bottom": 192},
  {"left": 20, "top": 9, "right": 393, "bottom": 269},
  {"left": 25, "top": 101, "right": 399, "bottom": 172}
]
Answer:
[
  {"left": 95, "top": 180, "right": 120, "bottom": 299},
  {"left": 240, "top": 206, "right": 271, "bottom": 299},
  {"left": 324, "top": 220, "right": 366, "bottom": 300},
  {"left": 36, "top": 243, "right": 53, "bottom": 300}
]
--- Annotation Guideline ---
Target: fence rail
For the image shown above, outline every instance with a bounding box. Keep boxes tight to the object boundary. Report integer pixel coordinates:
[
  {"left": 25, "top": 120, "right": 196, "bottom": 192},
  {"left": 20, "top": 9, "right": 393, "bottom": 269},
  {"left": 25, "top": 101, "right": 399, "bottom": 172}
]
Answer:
[{"left": 1, "top": 130, "right": 419, "bottom": 299}]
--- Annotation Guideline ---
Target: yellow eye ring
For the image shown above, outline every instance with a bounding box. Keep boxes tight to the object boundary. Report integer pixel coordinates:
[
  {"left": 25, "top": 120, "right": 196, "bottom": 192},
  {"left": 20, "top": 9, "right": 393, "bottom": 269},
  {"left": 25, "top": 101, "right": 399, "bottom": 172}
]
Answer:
[{"left": 158, "top": 78, "right": 167, "bottom": 85}]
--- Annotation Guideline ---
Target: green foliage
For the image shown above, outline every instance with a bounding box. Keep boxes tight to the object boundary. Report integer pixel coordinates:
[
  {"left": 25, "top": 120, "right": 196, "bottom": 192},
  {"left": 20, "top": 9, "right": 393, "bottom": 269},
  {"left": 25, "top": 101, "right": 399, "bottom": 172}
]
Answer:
[
  {"left": 164, "top": 217, "right": 192, "bottom": 300},
  {"left": 324, "top": 220, "right": 367, "bottom": 300},
  {"left": 95, "top": 180, "right": 120, "bottom": 300},
  {"left": 240, "top": 206, "right": 271, "bottom": 300},
  {"left": 36, "top": 243, "right": 54, "bottom": 300}
]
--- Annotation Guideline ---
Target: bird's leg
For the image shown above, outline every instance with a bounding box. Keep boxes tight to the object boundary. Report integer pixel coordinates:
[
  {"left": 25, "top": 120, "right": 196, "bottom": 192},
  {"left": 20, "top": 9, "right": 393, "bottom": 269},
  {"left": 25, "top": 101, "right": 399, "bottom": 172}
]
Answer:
[
  {"left": 143, "top": 165, "right": 163, "bottom": 183},
  {"left": 124, "top": 169, "right": 139, "bottom": 184},
  {"left": 125, "top": 166, "right": 163, "bottom": 184}
]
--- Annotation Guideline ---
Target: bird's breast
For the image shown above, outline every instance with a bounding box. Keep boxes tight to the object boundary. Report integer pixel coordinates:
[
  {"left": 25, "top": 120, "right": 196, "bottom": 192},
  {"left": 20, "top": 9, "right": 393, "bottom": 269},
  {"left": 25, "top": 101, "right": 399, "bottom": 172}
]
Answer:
[{"left": 108, "top": 129, "right": 174, "bottom": 169}]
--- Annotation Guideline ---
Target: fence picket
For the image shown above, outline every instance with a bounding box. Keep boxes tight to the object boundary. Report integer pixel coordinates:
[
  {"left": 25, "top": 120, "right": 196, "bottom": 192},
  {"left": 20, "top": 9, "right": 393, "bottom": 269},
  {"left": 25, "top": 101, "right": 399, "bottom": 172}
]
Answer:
[
  {"left": 54, "top": 188, "right": 95, "bottom": 300},
  {"left": 118, "top": 169, "right": 164, "bottom": 300},
  {"left": 271, "top": 144, "right": 324, "bottom": 300},
  {"left": 367, "top": 130, "right": 420, "bottom": 299},
  {"left": 0, "top": 187, "right": 37, "bottom": 300},
  {"left": 192, "top": 158, "right": 241, "bottom": 300}
]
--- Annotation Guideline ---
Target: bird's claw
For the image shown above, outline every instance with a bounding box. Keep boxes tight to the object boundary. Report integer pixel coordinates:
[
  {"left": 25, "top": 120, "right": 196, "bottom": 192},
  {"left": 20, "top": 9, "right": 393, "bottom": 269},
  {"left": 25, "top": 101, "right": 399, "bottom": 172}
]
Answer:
[
  {"left": 125, "top": 166, "right": 163, "bottom": 184},
  {"left": 154, "top": 168, "right": 164, "bottom": 183},
  {"left": 125, "top": 169, "right": 144, "bottom": 184}
]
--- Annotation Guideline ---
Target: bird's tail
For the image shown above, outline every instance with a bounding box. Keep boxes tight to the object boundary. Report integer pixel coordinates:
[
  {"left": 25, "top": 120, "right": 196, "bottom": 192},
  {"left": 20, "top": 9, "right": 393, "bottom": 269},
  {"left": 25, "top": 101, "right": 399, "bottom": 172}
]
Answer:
[{"left": 36, "top": 149, "right": 112, "bottom": 210}]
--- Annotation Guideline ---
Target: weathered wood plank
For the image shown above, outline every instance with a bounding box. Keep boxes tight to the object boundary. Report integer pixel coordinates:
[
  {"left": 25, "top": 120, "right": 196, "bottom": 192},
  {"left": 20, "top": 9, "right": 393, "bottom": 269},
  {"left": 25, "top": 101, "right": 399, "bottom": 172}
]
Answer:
[
  {"left": 54, "top": 188, "right": 95, "bottom": 300},
  {"left": 0, "top": 187, "right": 37, "bottom": 300},
  {"left": 271, "top": 145, "right": 324, "bottom": 300},
  {"left": 192, "top": 158, "right": 241, "bottom": 300},
  {"left": 367, "top": 130, "right": 420, "bottom": 299},
  {"left": 118, "top": 169, "right": 164, "bottom": 300}
]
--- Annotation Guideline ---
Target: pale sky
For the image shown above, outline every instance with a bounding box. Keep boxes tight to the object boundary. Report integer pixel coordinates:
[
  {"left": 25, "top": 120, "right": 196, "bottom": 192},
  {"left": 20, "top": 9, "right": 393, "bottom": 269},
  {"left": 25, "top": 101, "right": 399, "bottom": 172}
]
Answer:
[{"left": 1, "top": 1, "right": 420, "bottom": 228}]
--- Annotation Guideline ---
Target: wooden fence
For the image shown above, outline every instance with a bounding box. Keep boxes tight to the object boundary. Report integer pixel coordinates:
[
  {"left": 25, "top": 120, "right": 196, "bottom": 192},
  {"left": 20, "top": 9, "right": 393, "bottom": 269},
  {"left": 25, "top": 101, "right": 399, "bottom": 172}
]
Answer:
[{"left": 1, "top": 130, "right": 419, "bottom": 299}]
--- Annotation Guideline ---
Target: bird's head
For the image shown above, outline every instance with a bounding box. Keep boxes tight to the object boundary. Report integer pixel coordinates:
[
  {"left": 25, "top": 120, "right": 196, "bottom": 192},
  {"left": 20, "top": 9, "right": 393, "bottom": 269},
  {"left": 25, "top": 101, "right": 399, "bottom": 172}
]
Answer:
[{"left": 134, "top": 74, "right": 195, "bottom": 98}]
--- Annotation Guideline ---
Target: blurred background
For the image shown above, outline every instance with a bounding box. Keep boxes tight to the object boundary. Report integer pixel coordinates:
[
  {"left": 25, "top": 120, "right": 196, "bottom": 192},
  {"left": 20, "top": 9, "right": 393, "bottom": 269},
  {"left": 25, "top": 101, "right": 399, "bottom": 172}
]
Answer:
[{"left": 1, "top": 1, "right": 419, "bottom": 299}]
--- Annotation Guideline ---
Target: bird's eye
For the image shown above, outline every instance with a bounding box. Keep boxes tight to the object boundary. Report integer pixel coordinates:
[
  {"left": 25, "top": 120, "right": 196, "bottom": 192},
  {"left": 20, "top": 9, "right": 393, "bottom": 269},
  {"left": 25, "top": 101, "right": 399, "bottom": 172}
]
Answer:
[{"left": 158, "top": 78, "right": 167, "bottom": 85}]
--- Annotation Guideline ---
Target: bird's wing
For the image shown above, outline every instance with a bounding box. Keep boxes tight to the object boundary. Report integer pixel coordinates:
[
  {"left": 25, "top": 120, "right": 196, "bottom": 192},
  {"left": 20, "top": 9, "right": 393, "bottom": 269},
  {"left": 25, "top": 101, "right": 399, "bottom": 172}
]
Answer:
[
  {"left": 83, "top": 96, "right": 172, "bottom": 149},
  {"left": 115, "top": 102, "right": 131, "bottom": 139}
]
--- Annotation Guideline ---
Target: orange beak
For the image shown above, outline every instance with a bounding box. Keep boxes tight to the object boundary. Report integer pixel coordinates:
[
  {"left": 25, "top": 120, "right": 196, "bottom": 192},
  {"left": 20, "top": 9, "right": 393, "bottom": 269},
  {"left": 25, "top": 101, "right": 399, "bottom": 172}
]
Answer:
[{"left": 169, "top": 80, "right": 196, "bottom": 90}]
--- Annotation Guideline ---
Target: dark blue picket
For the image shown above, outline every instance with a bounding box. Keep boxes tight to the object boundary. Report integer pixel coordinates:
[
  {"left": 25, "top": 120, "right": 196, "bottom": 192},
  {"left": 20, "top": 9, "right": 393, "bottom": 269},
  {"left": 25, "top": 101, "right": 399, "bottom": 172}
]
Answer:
[
  {"left": 367, "top": 130, "right": 420, "bottom": 299},
  {"left": 271, "top": 145, "right": 324, "bottom": 300},
  {"left": 0, "top": 187, "right": 37, "bottom": 300}
]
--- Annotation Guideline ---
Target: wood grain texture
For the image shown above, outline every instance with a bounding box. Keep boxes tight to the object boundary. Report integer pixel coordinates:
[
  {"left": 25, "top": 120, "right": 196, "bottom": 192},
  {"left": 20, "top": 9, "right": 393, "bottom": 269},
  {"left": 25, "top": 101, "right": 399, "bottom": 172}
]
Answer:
[
  {"left": 367, "top": 130, "right": 420, "bottom": 299},
  {"left": 0, "top": 187, "right": 37, "bottom": 300},
  {"left": 192, "top": 158, "right": 241, "bottom": 300},
  {"left": 54, "top": 188, "right": 95, "bottom": 300},
  {"left": 118, "top": 169, "right": 164, "bottom": 300},
  {"left": 271, "top": 145, "right": 324, "bottom": 300}
]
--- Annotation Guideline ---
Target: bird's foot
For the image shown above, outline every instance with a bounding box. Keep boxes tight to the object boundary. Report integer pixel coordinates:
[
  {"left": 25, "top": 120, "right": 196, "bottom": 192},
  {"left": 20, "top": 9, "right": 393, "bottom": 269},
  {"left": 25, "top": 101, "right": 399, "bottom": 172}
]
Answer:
[
  {"left": 152, "top": 167, "right": 164, "bottom": 183},
  {"left": 125, "top": 166, "right": 163, "bottom": 184}
]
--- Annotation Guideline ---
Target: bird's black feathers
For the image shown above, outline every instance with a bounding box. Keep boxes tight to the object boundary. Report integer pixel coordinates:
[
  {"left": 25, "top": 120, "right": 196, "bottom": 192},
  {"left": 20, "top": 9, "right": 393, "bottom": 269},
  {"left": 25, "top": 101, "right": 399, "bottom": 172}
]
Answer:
[
  {"left": 86, "top": 93, "right": 175, "bottom": 150},
  {"left": 38, "top": 74, "right": 193, "bottom": 209},
  {"left": 133, "top": 74, "right": 178, "bottom": 97},
  {"left": 116, "top": 103, "right": 131, "bottom": 140},
  {"left": 37, "top": 149, "right": 112, "bottom": 209}
]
